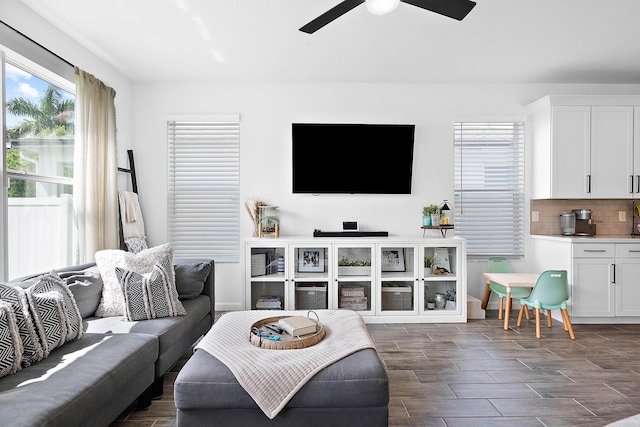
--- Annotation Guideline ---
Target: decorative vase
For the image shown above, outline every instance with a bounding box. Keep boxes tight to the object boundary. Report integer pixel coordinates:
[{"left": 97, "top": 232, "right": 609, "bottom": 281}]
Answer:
[
  {"left": 431, "top": 214, "right": 440, "bottom": 226},
  {"left": 434, "top": 293, "right": 446, "bottom": 309},
  {"left": 422, "top": 215, "right": 432, "bottom": 226}
]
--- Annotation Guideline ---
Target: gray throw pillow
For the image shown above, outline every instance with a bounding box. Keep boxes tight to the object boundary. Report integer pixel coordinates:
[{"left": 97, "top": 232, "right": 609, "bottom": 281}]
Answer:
[
  {"left": 174, "top": 262, "right": 211, "bottom": 299},
  {"left": 0, "top": 301, "right": 23, "bottom": 378},
  {"left": 60, "top": 266, "right": 103, "bottom": 318},
  {"left": 0, "top": 284, "right": 43, "bottom": 366},
  {"left": 116, "top": 255, "right": 186, "bottom": 321}
]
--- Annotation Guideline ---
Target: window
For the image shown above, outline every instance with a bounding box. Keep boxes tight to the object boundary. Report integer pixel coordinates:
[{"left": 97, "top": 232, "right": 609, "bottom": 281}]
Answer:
[
  {"left": 453, "top": 122, "right": 525, "bottom": 260},
  {"left": 1, "top": 23, "right": 76, "bottom": 280},
  {"left": 168, "top": 117, "right": 240, "bottom": 262}
]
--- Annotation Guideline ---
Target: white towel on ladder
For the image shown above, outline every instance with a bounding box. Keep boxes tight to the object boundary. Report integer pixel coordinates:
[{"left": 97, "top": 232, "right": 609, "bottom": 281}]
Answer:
[{"left": 118, "top": 191, "right": 146, "bottom": 240}]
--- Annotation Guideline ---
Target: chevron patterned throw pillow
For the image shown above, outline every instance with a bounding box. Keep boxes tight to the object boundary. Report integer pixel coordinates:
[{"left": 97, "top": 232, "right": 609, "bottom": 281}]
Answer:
[
  {"left": 0, "top": 284, "right": 43, "bottom": 367},
  {"left": 115, "top": 255, "right": 186, "bottom": 321},
  {"left": 0, "top": 301, "right": 23, "bottom": 378}
]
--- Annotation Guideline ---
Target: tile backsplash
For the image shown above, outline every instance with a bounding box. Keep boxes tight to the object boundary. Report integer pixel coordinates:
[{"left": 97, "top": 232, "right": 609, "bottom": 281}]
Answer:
[{"left": 530, "top": 199, "right": 640, "bottom": 236}]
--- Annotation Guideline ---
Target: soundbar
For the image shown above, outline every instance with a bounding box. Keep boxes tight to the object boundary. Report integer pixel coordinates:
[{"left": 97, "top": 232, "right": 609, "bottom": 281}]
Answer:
[{"left": 313, "top": 230, "right": 388, "bottom": 238}]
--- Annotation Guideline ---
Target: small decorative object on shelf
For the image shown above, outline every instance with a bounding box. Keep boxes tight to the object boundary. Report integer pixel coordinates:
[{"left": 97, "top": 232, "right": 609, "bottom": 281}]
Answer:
[
  {"left": 259, "top": 205, "right": 280, "bottom": 238},
  {"left": 633, "top": 201, "right": 640, "bottom": 236},
  {"left": 434, "top": 293, "right": 446, "bottom": 309},
  {"left": 439, "top": 200, "right": 454, "bottom": 225},
  {"left": 422, "top": 204, "right": 439, "bottom": 227},
  {"left": 245, "top": 199, "right": 266, "bottom": 237}
]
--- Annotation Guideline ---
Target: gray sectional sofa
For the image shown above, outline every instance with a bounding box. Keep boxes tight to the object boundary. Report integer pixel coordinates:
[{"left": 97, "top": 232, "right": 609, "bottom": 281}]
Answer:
[{"left": 0, "top": 257, "right": 214, "bottom": 427}]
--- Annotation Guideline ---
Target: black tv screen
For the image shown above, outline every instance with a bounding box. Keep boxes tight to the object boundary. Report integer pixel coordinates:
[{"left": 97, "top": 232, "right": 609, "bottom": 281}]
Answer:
[{"left": 292, "top": 123, "right": 415, "bottom": 194}]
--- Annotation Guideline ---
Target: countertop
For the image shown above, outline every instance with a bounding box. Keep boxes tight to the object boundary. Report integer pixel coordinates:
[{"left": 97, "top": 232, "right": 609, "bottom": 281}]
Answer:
[{"left": 531, "top": 234, "right": 640, "bottom": 243}]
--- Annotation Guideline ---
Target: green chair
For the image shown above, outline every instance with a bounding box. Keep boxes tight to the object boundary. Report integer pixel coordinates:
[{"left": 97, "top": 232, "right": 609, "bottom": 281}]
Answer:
[
  {"left": 516, "top": 270, "right": 575, "bottom": 340},
  {"left": 485, "top": 256, "right": 531, "bottom": 320}
]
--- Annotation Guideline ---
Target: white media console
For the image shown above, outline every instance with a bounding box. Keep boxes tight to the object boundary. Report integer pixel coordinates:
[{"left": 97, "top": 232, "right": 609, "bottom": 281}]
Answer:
[{"left": 244, "top": 236, "right": 467, "bottom": 323}]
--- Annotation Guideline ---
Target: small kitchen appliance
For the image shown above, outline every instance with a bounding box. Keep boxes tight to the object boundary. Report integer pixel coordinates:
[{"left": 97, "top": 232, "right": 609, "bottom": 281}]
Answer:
[
  {"left": 560, "top": 212, "right": 576, "bottom": 235},
  {"left": 572, "top": 209, "right": 596, "bottom": 236}
]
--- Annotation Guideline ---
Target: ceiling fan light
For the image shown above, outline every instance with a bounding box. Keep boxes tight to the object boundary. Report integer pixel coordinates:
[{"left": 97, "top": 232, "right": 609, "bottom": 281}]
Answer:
[{"left": 366, "top": 0, "right": 400, "bottom": 16}]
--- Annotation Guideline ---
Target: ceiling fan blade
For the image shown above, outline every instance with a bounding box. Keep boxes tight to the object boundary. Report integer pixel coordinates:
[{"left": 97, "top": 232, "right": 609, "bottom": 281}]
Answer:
[
  {"left": 299, "top": 0, "right": 365, "bottom": 34},
  {"left": 402, "top": 0, "right": 476, "bottom": 21}
]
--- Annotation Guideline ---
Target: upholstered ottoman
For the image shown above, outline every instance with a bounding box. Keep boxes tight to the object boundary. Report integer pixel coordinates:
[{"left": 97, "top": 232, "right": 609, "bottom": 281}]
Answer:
[{"left": 174, "top": 311, "right": 389, "bottom": 427}]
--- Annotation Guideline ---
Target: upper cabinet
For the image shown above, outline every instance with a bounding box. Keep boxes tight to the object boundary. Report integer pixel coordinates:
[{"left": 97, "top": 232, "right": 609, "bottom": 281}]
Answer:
[{"left": 529, "top": 96, "right": 640, "bottom": 199}]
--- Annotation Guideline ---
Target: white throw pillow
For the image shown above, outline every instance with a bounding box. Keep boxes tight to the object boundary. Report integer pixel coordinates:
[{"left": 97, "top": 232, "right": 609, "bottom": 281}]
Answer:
[{"left": 94, "top": 243, "right": 173, "bottom": 317}]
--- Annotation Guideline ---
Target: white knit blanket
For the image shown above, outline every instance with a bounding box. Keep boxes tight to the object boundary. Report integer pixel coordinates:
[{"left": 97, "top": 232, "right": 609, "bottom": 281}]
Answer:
[{"left": 195, "top": 310, "right": 376, "bottom": 419}]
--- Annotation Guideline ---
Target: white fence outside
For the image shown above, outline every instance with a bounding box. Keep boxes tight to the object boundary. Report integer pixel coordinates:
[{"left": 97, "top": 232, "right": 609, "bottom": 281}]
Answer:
[{"left": 8, "top": 194, "right": 75, "bottom": 279}]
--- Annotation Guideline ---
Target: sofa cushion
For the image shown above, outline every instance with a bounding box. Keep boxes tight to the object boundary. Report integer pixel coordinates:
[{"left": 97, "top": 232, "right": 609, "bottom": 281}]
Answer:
[
  {"left": 0, "top": 301, "right": 22, "bottom": 378},
  {"left": 95, "top": 243, "right": 173, "bottom": 317},
  {"left": 83, "top": 295, "right": 210, "bottom": 374},
  {"left": 175, "top": 262, "right": 212, "bottom": 300},
  {"left": 115, "top": 256, "right": 185, "bottom": 321},
  {"left": 0, "top": 284, "right": 43, "bottom": 366},
  {"left": 0, "top": 332, "right": 158, "bottom": 427}
]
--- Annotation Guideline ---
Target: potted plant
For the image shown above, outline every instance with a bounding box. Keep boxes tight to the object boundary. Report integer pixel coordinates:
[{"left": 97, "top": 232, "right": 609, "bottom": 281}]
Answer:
[
  {"left": 424, "top": 255, "right": 434, "bottom": 275},
  {"left": 338, "top": 256, "right": 372, "bottom": 276},
  {"left": 422, "top": 204, "right": 439, "bottom": 226},
  {"left": 426, "top": 297, "right": 435, "bottom": 310},
  {"left": 445, "top": 288, "right": 456, "bottom": 310}
]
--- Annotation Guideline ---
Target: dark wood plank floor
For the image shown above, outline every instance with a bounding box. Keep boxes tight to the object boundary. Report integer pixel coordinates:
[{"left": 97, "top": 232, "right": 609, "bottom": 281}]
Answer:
[{"left": 112, "top": 311, "right": 640, "bottom": 426}]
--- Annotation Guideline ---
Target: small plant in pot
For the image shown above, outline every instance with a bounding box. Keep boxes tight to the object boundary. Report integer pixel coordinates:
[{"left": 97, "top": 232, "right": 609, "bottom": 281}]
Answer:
[
  {"left": 422, "top": 204, "right": 441, "bottom": 226},
  {"left": 426, "top": 297, "right": 435, "bottom": 310},
  {"left": 424, "top": 255, "right": 434, "bottom": 275}
]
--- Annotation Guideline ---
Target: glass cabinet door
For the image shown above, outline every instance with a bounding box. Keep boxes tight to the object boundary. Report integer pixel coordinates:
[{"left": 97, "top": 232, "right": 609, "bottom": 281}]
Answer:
[
  {"left": 246, "top": 244, "right": 287, "bottom": 310},
  {"left": 378, "top": 244, "right": 418, "bottom": 315},
  {"left": 334, "top": 243, "right": 376, "bottom": 315},
  {"left": 420, "top": 244, "right": 459, "bottom": 315},
  {"left": 290, "top": 244, "right": 331, "bottom": 311}
]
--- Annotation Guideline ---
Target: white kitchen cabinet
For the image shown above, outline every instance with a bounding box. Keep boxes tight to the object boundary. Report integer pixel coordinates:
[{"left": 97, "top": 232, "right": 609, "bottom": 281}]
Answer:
[
  {"left": 571, "top": 244, "right": 615, "bottom": 317},
  {"left": 529, "top": 96, "right": 640, "bottom": 199},
  {"left": 590, "top": 106, "right": 634, "bottom": 198},
  {"left": 244, "top": 237, "right": 467, "bottom": 323},
  {"left": 532, "top": 236, "right": 640, "bottom": 323},
  {"left": 614, "top": 244, "right": 640, "bottom": 316}
]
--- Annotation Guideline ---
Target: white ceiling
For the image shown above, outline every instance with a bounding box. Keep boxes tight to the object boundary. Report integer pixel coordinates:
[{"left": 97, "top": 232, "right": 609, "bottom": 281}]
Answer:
[{"left": 18, "top": 0, "right": 640, "bottom": 84}]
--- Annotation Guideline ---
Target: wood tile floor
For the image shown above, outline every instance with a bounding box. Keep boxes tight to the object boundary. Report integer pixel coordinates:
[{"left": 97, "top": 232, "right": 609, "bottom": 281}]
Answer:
[{"left": 112, "top": 311, "right": 640, "bottom": 427}]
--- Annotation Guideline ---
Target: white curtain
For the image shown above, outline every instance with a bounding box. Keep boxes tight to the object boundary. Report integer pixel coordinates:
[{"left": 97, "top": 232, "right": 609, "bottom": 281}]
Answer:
[{"left": 73, "top": 67, "right": 119, "bottom": 263}]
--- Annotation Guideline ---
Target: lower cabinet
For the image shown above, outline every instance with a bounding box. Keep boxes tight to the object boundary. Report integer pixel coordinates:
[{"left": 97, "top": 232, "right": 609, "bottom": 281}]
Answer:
[
  {"left": 244, "top": 237, "right": 467, "bottom": 323},
  {"left": 532, "top": 237, "right": 640, "bottom": 323}
]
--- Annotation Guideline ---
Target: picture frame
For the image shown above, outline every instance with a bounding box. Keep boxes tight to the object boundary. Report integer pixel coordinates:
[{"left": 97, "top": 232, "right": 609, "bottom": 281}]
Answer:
[
  {"left": 298, "top": 248, "right": 325, "bottom": 273},
  {"left": 381, "top": 248, "right": 405, "bottom": 272}
]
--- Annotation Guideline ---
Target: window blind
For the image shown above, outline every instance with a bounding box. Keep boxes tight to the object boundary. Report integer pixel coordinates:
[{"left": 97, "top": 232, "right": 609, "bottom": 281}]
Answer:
[
  {"left": 453, "top": 122, "right": 525, "bottom": 260},
  {"left": 168, "top": 119, "right": 240, "bottom": 262}
]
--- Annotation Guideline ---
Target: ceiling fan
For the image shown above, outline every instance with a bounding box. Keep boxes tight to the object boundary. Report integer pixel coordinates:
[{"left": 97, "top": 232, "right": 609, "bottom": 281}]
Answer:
[{"left": 299, "top": 0, "right": 477, "bottom": 34}]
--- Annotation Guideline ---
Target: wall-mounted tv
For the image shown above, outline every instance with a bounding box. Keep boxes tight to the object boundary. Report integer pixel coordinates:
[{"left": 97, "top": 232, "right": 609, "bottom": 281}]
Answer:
[{"left": 292, "top": 123, "right": 415, "bottom": 194}]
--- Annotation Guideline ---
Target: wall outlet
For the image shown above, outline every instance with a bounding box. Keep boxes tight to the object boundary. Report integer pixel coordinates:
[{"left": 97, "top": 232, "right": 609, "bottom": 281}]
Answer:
[
  {"left": 531, "top": 211, "right": 539, "bottom": 222},
  {"left": 619, "top": 211, "right": 626, "bottom": 222}
]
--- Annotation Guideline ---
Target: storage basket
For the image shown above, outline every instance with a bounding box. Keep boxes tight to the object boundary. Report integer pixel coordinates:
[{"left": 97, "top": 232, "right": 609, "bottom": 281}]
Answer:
[
  {"left": 295, "top": 285, "right": 328, "bottom": 310},
  {"left": 381, "top": 285, "right": 413, "bottom": 310}
]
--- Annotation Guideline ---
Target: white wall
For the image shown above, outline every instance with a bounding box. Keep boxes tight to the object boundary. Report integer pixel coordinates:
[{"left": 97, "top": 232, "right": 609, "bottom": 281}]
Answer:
[{"left": 133, "top": 82, "right": 640, "bottom": 310}]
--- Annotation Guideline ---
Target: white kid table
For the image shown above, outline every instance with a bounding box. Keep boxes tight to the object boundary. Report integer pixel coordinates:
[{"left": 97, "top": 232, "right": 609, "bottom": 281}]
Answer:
[{"left": 482, "top": 272, "right": 539, "bottom": 331}]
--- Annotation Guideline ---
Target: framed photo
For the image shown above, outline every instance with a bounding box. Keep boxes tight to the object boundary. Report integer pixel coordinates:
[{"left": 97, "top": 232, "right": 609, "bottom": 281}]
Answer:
[
  {"left": 381, "top": 248, "right": 405, "bottom": 272},
  {"left": 298, "top": 248, "right": 325, "bottom": 273}
]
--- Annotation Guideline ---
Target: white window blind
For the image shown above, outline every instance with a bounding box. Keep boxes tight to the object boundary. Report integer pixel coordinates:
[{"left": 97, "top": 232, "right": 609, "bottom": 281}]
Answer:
[
  {"left": 454, "top": 122, "right": 525, "bottom": 260},
  {"left": 168, "top": 118, "right": 240, "bottom": 262}
]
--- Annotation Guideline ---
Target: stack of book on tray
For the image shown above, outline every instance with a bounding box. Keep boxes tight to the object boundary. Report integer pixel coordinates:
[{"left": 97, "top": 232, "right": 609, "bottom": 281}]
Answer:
[
  {"left": 255, "top": 295, "right": 282, "bottom": 310},
  {"left": 339, "top": 286, "right": 367, "bottom": 311}
]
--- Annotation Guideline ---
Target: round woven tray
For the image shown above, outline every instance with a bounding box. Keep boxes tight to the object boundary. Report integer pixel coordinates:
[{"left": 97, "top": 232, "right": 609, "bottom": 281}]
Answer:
[{"left": 249, "top": 316, "right": 325, "bottom": 350}]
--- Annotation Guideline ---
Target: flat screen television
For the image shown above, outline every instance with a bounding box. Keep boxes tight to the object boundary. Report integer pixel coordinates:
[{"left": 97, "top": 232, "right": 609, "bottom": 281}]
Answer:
[{"left": 292, "top": 123, "right": 415, "bottom": 194}]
